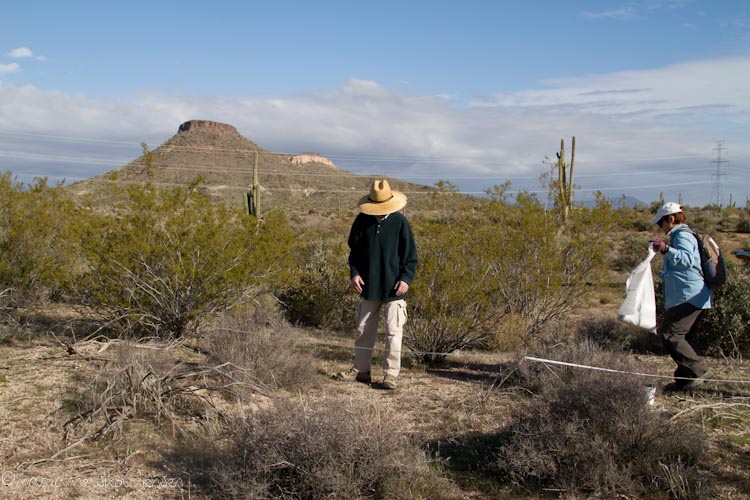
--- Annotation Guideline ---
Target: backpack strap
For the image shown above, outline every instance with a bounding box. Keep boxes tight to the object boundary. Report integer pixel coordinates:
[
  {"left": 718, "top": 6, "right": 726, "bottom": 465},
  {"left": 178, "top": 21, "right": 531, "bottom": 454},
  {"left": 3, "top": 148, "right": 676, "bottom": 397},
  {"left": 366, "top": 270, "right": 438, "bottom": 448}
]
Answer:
[{"left": 680, "top": 227, "right": 705, "bottom": 275}]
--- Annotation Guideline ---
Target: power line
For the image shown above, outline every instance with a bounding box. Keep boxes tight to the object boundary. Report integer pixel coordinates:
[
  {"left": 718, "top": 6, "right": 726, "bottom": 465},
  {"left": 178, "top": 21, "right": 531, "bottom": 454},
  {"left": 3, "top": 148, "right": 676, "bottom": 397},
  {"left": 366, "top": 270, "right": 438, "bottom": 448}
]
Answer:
[
  {"left": 0, "top": 131, "right": 726, "bottom": 197},
  {"left": 0, "top": 150, "right": 129, "bottom": 166},
  {"left": 0, "top": 130, "right": 142, "bottom": 146},
  {"left": 0, "top": 130, "right": 711, "bottom": 167},
  {"left": 0, "top": 149, "right": 718, "bottom": 180},
  {"left": 710, "top": 141, "right": 729, "bottom": 207},
  {"left": 69, "top": 177, "right": 712, "bottom": 196}
]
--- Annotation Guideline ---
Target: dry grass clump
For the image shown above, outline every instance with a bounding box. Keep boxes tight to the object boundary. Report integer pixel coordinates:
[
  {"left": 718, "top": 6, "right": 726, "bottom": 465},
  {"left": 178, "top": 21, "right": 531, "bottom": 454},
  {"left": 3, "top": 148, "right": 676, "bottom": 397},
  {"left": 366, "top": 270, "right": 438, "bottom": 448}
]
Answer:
[
  {"left": 177, "top": 398, "right": 458, "bottom": 500},
  {"left": 497, "top": 357, "right": 708, "bottom": 499},
  {"left": 202, "top": 310, "right": 318, "bottom": 391}
]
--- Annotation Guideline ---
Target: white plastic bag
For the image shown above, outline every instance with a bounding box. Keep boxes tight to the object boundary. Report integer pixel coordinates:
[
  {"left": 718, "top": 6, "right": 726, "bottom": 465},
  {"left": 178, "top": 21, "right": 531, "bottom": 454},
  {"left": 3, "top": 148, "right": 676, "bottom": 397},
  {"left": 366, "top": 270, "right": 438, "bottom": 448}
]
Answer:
[{"left": 617, "top": 247, "right": 657, "bottom": 333}]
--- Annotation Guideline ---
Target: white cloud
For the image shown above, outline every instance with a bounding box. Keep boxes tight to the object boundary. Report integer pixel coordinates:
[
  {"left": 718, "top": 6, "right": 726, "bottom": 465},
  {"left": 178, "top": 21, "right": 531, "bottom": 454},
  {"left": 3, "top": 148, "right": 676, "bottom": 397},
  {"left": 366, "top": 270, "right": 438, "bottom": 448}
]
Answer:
[
  {"left": 8, "top": 47, "right": 33, "bottom": 58},
  {"left": 0, "top": 57, "right": 747, "bottom": 205},
  {"left": 0, "top": 63, "right": 20, "bottom": 75},
  {"left": 473, "top": 57, "right": 750, "bottom": 123},
  {"left": 581, "top": 7, "right": 637, "bottom": 20}
]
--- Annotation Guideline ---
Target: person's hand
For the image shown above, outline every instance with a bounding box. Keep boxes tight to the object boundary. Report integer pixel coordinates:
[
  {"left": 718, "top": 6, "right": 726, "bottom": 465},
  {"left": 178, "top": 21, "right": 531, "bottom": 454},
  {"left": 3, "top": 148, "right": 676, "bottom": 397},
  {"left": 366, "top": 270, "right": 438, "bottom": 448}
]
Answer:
[
  {"left": 393, "top": 280, "right": 409, "bottom": 296},
  {"left": 351, "top": 275, "right": 365, "bottom": 294},
  {"left": 651, "top": 239, "right": 668, "bottom": 253}
]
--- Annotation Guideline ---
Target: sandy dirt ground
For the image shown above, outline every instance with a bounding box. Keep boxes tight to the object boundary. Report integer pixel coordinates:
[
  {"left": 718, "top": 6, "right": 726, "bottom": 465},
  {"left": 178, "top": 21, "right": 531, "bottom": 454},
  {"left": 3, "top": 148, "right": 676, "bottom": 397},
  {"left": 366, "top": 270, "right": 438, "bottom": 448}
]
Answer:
[{"left": 1, "top": 328, "right": 750, "bottom": 500}]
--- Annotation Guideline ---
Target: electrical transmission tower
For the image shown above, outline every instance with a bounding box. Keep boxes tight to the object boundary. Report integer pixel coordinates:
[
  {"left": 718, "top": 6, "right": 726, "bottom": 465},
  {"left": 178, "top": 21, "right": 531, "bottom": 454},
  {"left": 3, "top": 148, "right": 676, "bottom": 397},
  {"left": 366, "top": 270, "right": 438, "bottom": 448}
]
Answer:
[{"left": 710, "top": 141, "right": 729, "bottom": 207}]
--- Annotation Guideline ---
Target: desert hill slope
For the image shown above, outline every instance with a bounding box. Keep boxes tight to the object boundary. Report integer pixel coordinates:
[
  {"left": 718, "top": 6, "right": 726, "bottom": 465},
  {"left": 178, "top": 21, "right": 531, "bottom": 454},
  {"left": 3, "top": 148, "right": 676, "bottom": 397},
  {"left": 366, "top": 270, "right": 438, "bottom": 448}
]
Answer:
[{"left": 70, "top": 120, "right": 438, "bottom": 215}]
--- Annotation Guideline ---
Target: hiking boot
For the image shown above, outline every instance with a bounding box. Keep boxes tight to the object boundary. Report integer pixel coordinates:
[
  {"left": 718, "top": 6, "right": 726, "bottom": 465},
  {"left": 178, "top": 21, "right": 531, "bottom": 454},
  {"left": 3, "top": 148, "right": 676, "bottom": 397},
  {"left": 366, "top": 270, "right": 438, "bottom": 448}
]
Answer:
[
  {"left": 332, "top": 368, "right": 371, "bottom": 384},
  {"left": 382, "top": 374, "right": 397, "bottom": 390},
  {"left": 682, "top": 370, "right": 713, "bottom": 390},
  {"left": 662, "top": 382, "right": 684, "bottom": 393}
]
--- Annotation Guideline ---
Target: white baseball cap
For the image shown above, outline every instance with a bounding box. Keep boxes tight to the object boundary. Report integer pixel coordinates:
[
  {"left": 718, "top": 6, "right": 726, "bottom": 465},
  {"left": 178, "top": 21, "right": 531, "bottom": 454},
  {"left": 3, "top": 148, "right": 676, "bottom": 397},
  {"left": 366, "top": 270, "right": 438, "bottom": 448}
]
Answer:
[{"left": 650, "top": 202, "right": 683, "bottom": 225}]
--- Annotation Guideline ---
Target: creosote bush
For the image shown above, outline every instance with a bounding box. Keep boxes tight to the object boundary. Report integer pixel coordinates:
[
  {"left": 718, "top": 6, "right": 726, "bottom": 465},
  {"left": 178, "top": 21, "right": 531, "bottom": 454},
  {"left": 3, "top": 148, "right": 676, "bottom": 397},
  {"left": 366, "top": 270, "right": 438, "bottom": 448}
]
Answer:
[
  {"left": 406, "top": 218, "right": 505, "bottom": 363},
  {"left": 178, "top": 399, "right": 457, "bottom": 500},
  {"left": 279, "top": 239, "right": 358, "bottom": 331},
  {"left": 0, "top": 174, "right": 82, "bottom": 307},
  {"left": 497, "top": 357, "right": 708, "bottom": 498},
  {"left": 655, "top": 267, "right": 750, "bottom": 358},
  {"left": 612, "top": 232, "right": 651, "bottom": 272},
  {"left": 406, "top": 191, "right": 613, "bottom": 363},
  {"left": 78, "top": 183, "right": 298, "bottom": 338},
  {"left": 699, "top": 268, "right": 750, "bottom": 357}
]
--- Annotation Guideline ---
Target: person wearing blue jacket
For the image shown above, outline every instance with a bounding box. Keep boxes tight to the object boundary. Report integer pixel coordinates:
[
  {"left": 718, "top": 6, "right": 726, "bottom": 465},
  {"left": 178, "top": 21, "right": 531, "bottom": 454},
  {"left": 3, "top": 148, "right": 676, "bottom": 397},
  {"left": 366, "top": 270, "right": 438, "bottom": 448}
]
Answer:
[
  {"left": 333, "top": 179, "right": 418, "bottom": 390},
  {"left": 651, "top": 202, "right": 713, "bottom": 390}
]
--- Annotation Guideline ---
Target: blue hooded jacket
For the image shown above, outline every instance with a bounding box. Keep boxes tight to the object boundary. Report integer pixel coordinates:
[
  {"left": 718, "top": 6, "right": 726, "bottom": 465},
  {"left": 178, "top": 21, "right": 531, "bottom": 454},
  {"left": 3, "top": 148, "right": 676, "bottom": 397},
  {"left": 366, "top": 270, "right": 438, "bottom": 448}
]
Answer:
[{"left": 661, "top": 224, "right": 712, "bottom": 310}]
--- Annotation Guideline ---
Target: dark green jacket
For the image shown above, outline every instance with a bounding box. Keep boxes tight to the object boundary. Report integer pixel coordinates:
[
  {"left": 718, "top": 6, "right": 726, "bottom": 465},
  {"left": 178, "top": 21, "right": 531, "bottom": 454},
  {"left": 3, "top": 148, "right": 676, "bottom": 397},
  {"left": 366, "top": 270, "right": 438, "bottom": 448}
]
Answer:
[{"left": 347, "top": 211, "right": 418, "bottom": 301}]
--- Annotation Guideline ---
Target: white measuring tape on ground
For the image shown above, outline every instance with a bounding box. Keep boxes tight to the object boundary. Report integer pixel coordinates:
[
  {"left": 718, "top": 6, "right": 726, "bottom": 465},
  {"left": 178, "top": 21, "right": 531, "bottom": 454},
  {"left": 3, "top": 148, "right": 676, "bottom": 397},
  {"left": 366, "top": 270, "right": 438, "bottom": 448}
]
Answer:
[
  {"left": 209, "top": 327, "right": 750, "bottom": 385},
  {"left": 523, "top": 356, "right": 750, "bottom": 384}
]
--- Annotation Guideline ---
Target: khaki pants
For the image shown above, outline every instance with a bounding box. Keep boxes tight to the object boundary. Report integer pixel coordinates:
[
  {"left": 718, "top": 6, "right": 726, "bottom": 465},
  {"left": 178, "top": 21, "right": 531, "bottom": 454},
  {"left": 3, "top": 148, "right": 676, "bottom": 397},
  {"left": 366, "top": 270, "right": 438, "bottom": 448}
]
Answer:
[{"left": 353, "top": 299, "right": 407, "bottom": 377}]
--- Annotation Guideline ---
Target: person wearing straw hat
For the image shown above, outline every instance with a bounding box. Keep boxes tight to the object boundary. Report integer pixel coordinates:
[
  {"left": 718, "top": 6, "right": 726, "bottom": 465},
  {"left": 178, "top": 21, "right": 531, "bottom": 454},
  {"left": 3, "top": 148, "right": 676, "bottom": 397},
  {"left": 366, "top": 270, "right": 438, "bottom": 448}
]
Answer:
[
  {"left": 650, "top": 202, "right": 713, "bottom": 391},
  {"left": 333, "top": 179, "right": 418, "bottom": 390}
]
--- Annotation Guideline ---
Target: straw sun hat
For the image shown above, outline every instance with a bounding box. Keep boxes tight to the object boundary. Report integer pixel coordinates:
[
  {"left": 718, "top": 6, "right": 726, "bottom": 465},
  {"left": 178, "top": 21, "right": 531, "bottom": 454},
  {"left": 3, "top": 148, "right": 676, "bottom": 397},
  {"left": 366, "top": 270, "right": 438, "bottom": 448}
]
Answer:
[{"left": 358, "top": 179, "right": 407, "bottom": 215}]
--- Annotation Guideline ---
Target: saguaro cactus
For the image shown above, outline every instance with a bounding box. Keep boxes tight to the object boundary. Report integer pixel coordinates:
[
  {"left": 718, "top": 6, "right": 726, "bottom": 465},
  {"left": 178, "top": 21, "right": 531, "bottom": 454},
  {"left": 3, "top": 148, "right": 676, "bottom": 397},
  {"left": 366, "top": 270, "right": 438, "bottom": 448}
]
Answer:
[
  {"left": 557, "top": 136, "right": 576, "bottom": 221},
  {"left": 247, "top": 151, "right": 260, "bottom": 217}
]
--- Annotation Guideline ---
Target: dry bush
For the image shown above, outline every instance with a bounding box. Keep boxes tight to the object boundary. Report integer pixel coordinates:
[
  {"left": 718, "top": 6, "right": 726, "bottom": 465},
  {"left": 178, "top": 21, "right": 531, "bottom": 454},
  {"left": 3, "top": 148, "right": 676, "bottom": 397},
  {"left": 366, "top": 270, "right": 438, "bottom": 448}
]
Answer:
[
  {"left": 496, "top": 364, "right": 708, "bottom": 498},
  {"left": 575, "top": 315, "right": 663, "bottom": 354},
  {"left": 177, "top": 398, "right": 458, "bottom": 500},
  {"left": 203, "top": 310, "right": 317, "bottom": 391},
  {"left": 63, "top": 341, "right": 273, "bottom": 456},
  {"left": 510, "top": 337, "right": 639, "bottom": 393}
]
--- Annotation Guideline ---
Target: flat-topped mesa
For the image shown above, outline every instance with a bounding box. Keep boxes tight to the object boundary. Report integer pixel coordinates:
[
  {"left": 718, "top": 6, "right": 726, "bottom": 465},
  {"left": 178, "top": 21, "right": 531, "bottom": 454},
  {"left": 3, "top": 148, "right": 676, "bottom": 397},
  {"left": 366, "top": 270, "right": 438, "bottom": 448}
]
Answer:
[
  {"left": 178, "top": 120, "right": 238, "bottom": 134},
  {"left": 167, "top": 119, "right": 263, "bottom": 152}
]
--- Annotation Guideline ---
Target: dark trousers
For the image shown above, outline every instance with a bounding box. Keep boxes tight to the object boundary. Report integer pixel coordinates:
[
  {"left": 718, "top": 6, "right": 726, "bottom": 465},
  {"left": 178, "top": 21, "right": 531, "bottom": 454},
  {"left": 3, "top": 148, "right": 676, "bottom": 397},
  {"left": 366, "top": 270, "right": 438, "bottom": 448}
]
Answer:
[{"left": 659, "top": 302, "right": 708, "bottom": 386}]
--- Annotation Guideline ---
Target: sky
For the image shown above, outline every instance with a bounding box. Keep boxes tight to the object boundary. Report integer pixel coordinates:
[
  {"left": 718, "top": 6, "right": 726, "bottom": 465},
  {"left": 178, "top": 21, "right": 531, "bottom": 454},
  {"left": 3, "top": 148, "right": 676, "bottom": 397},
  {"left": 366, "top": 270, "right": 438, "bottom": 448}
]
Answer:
[{"left": 1, "top": 0, "right": 749, "bottom": 206}]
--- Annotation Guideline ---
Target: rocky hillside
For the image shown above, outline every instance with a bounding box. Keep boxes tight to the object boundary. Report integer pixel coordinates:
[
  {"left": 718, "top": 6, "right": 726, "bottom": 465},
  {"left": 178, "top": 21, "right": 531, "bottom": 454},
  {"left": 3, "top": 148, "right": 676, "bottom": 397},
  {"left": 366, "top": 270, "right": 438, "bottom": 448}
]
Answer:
[{"left": 70, "top": 120, "right": 437, "bottom": 216}]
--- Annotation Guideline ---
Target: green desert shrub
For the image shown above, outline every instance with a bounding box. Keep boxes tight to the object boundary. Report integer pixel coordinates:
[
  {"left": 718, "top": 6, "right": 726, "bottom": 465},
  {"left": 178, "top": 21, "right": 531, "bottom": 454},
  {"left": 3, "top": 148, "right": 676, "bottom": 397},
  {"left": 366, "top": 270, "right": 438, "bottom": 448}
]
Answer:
[
  {"left": 279, "top": 239, "right": 358, "bottom": 331},
  {"left": 736, "top": 216, "right": 750, "bottom": 233},
  {"left": 179, "top": 399, "right": 457, "bottom": 500},
  {"left": 406, "top": 191, "right": 612, "bottom": 363},
  {"left": 612, "top": 232, "right": 651, "bottom": 272},
  {"left": 655, "top": 268, "right": 750, "bottom": 358},
  {"left": 0, "top": 173, "right": 82, "bottom": 307},
  {"left": 405, "top": 218, "right": 506, "bottom": 363},
  {"left": 78, "top": 183, "right": 298, "bottom": 338},
  {"left": 699, "top": 269, "right": 750, "bottom": 357}
]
